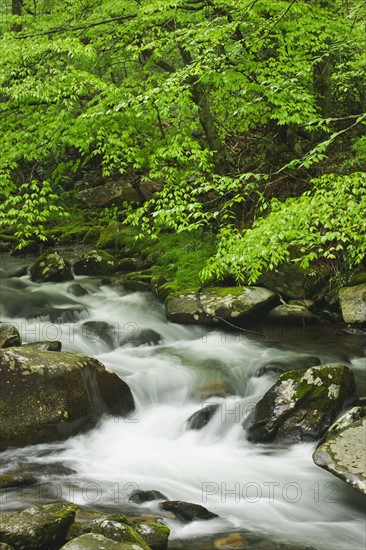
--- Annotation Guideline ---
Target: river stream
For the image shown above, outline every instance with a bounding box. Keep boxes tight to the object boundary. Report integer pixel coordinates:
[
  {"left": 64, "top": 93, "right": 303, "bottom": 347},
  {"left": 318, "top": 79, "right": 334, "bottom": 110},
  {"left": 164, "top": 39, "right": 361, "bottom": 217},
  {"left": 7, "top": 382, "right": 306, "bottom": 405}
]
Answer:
[{"left": 0, "top": 263, "right": 365, "bottom": 549}]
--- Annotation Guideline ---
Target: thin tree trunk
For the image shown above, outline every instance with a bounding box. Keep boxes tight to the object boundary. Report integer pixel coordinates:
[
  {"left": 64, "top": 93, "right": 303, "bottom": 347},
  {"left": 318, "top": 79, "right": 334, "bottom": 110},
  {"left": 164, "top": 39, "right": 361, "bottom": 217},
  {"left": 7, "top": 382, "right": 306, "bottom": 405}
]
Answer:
[{"left": 12, "top": 0, "right": 22, "bottom": 31}]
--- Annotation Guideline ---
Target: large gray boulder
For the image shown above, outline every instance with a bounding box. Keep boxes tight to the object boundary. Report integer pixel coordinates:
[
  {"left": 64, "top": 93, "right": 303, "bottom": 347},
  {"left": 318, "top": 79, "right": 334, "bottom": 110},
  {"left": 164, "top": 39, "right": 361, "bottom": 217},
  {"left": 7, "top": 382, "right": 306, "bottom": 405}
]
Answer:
[
  {"left": 30, "top": 251, "right": 73, "bottom": 283},
  {"left": 0, "top": 502, "right": 76, "bottom": 549},
  {"left": 0, "top": 323, "right": 21, "bottom": 348},
  {"left": 313, "top": 407, "right": 366, "bottom": 494},
  {"left": 244, "top": 365, "right": 355, "bottom": 443},
  {"left": 0, "top": 346, "right": 135, "bottom": 449},
  {"left": 165, "top": 287, "right": 276, "bottom": 324},
  {"left": 339, "top": 283, "right": 366, "bottom": 324}
]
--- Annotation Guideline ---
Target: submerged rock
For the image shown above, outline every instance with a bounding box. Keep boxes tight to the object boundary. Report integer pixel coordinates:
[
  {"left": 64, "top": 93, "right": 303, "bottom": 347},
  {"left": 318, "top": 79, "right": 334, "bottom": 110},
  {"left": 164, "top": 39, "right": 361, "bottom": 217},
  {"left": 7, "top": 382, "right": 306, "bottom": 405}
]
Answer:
[
  {"left": 68, "top": 283, "right": 89, "bottom": 297},
  {"left": 129, "top": 490, "right": 168, "bottom": 504},
  {"left": 313, "top": 407, "right": 366, "bottom": 494},
  {"left": 186, "top": 404, "right": 219, "bottom": 430},
  {"left": 30, "top": 251, "right": 73, "bottom": 283},
  {"left": 165, "top": 287, "right": 276, "bottom": 325},
  {"left": 81, "top": 321, "right": 116, "bottom": 348},
  {"left": 339, "top": 283, "right": 366, "bottom": 324},
  {"left": 0, "top": 323, "right": 21, "bottom": 348},
  {"left": 244, "top": 365, "right": 355, "bottom": 443},
  {"left": 159, "top": 500, "right": 218, "bottom": 523},
  {"left": 0, "top": 346, "right": 135, "bottom": 449},
  {"left": 0, "top": 501, "right": 76, "bottom": 549},
  {"left": 121, "top": 328, "right": 163, "bottom": 347}
]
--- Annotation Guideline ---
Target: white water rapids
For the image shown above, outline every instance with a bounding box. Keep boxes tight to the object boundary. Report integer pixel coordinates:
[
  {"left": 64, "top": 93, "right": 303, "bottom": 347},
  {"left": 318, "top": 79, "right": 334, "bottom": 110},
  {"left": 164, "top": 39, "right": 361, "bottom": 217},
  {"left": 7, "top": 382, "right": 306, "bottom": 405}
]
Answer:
[{"left": 0, "top": 272, "right": 365, "bottom": 549}]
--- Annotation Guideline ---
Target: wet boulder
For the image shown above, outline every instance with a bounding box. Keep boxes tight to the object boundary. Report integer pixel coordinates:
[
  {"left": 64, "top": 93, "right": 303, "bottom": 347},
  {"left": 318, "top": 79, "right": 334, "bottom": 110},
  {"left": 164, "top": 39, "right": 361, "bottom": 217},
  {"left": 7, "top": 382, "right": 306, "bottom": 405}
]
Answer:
[
  {"left": 256, "top": 356, "right": 321, "bottom": 377},
  {"left": 339, "top": 283, "right": 366, "bottom": 324},
  {"left": 73, "top": 250, "right": 116, "bottom": 276},
  {"left": 313, "top": 406, "right": 366, "bottom": 494},
  {"left": 0, "top": 323, "right": 21, "bottom": 348},
  {"left": 0, "top": 346, "right": 135, "bottom": 449},
  {"left": 0, "top": 502, "right": 76, "bottom": 549},
  {"left": 68, "top": 283, "right": 89, "bottom": 297},
  {"left": 129, "top": 490, "right": 168, "bottom": 504},
  {"left": 165, "top": 287, "right": 276, "bottom": 325},
  {"left": 186, "top": 404, "right": 219, "bottom": 430},
  {"left": 244, "top": 365, "right": 355, "bottom": 443},
  {"left": 159, "top": 501, "right": 218, "bottom": 523},
  {"left": 81, "top": 321, "right": 116, "bottom": 348},
  {"left": 30, "top": 251, "right": 73, "bottom": 283}
]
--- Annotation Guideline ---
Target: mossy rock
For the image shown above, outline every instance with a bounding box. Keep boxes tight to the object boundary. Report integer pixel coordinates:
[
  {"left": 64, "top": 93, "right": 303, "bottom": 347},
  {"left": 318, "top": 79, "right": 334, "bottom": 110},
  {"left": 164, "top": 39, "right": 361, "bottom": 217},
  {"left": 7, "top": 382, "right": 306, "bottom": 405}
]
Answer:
[
  {"left": 96, "top": 225, "right": 141, "bottom": 254},
  {"left": 73, "top": 250, "right": 116, "bottom": 276},
  {"left": 67, "top": 519, "right": 151, "bottom": 550},
  {"left": 259, "top": 263, "right": 331, "bottom": 300},
  {"left": 0, "top": 323, "right": 21, "bottom": 348},
  {"left": 339, "top": 283, "right": 366, "bottom": 324},
  {"left": 0, "top": 346, "right": 135, "bottom": 449},
  {"left": 134, "top": 522, "right": 170, "bottom": 550},
  {"left": 165, "top": 286, "right": 277, "bottom": 325},
  {"left": 266, "top": 304, "right": 317, "bottom": 325},
  {"left": 313, "top": 408, "right": 366, "bottom": 494},
  {"left": 0, "top": 472, "right": 37, "bottom": 489},
  {"left": 61, "top": 533, "right": 148, "bottom": 549},
  {"left": 83, "top": 226, "right": 102, "bottom": 244},
  {"left": 30, "top": 251, "right": 73, "bottom": 283},
  {"left": 0, "top": 502, "right": 77, "bottom": 549},
  {"left": 244, "top": 365, "right": 355, "bottom": 443}
]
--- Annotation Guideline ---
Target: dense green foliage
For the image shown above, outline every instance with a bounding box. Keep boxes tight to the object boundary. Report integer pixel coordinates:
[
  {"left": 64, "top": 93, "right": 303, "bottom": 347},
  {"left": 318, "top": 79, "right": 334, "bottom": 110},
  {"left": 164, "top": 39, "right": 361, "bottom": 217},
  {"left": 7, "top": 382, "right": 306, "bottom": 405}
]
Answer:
[{"left": 0, "top": 0, "right": 365, "bottom": 279}]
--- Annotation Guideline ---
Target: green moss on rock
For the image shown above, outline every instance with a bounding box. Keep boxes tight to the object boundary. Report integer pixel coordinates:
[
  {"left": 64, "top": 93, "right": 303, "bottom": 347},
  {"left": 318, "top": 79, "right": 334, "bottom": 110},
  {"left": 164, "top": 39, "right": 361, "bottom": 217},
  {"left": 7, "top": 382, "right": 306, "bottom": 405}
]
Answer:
[{"left": 0, "top": 502, "right": 77, "bottom": 549}]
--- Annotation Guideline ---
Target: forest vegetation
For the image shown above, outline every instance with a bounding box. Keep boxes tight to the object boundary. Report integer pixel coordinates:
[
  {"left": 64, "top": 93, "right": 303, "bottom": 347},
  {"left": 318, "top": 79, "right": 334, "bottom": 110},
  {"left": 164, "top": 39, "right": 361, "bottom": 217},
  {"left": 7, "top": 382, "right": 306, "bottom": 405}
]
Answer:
[{"left": 0, "top": 0, "right": 365, "bottom": 285}]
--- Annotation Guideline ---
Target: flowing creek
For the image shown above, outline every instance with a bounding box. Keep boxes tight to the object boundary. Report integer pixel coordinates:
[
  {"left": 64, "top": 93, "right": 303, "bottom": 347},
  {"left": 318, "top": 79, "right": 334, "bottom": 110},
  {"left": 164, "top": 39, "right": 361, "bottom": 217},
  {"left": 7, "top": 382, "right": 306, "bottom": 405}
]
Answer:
[{"left": 0, "top": 262, "right": 365, "bottom": 549}]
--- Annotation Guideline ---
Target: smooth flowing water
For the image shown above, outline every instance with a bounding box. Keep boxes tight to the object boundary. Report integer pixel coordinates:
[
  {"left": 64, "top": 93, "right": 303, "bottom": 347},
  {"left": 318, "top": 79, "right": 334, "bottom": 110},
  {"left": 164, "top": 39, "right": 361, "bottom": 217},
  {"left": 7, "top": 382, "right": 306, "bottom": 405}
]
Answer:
[{"left": 0, "top": 268, "right": 365, "bottom": 549}]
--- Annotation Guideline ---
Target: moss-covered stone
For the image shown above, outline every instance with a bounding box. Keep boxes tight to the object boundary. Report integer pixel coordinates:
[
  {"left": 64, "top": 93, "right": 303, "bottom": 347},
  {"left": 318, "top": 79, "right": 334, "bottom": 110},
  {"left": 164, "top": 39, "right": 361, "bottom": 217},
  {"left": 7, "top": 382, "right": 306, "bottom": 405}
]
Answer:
[
  {"left": 244, "top": 365, "right": 355, "bottom": 443},
  {"left": 83, "top": 226, "right": 102, "bottom": 244},
  {"left": 313, "top": 407, "right": 366, "bottom": 494},
  {"left": 0, "top": 472, "right": 37, "bottom": 489},
  {"left": 0, "top": 323, "right": 21, "bottom": 348},
  {"left": 134, "top": 522, "right": 170, "bottom": 550},
  {"left": 61, "top": 533, "right": 148, "bottom": 549},
  {"left": 339, "top": 283, "right": 366, "bottom": 324},
  {"left": 266, "top": 304, "right": 317, "bottom": 325},
  {"left": 86, "top": 520, "right": 151, "bottom": 549},
  {"left": 165, "top": 286, "right": 277, "bottom": 325},
  {"left": 0, "top": 502, "right": 77, "bottom": 549},
  {"left": 259, "top": 263, "right": 330, "bottom": 299},
  {"left": 30, "top": 251, "right": 73, "bottom": 283},
  {"left": 0, "top": 346, "right": 135, "bottom": 449},
  {"left": 73, "top": 250, "right": 116, "bottom": 276}
]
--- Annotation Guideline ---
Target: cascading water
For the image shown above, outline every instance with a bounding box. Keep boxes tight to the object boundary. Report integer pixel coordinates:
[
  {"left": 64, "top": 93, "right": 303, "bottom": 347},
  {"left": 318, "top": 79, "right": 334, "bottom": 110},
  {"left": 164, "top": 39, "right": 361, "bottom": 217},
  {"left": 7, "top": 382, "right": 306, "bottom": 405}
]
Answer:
[{"left": 0, "top": 269, "right": 365, "bottom": 549}]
